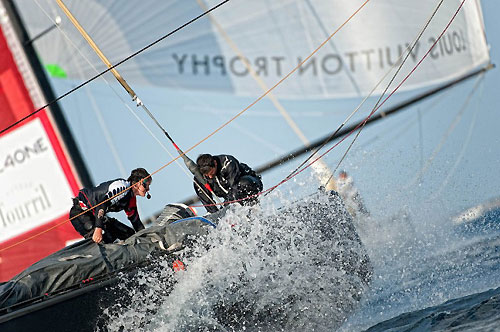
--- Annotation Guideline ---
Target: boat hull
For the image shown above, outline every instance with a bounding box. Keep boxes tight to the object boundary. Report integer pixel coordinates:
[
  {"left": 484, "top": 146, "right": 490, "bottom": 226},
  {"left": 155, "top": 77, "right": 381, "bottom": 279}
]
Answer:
[{"left": 0, "top": 190, "right": 372, "bottom": 331}]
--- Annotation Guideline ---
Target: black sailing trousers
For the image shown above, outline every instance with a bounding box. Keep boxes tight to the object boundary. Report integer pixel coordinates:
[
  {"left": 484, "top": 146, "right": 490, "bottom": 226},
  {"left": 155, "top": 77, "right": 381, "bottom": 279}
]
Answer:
[{"left": 69, "top": 198, "right": 135, "bottom": 244}]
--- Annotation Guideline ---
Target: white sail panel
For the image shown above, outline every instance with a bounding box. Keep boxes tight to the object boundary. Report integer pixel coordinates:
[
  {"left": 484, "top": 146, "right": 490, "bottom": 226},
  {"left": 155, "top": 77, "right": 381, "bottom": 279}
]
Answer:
[{"left": 16, "top": 0, "right": 490, "bottom": 99}]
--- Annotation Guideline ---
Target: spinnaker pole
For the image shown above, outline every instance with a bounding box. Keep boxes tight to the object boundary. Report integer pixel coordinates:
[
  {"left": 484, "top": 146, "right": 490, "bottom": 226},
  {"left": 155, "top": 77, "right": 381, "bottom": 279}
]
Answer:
[
  {"left": 55, "top": 0, "right": 172, "bottom": 148},
  {"left": 55, "top": 0, "right": 219, "bottom": 207}
]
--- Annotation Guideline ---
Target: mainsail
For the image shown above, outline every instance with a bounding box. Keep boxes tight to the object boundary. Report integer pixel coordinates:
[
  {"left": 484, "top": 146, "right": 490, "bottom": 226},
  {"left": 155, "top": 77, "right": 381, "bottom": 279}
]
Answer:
[
  {"left": 13, "top": 0, "right": 490, "bottom": 193},
  {"left": 0, "top": 0, "right": 491, "bottom": 279}
]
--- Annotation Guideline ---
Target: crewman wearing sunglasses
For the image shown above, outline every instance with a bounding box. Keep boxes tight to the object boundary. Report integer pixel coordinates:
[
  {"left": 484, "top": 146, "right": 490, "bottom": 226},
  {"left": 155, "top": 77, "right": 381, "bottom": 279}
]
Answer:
[{"left": 69, "top": 168, "right": 152, "bottom": 244}]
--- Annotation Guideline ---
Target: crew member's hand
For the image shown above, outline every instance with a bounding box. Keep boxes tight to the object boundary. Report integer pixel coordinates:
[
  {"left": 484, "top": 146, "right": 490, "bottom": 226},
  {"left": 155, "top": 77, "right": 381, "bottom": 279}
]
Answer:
[{"left": 92, "top": 227, "right": 103, "bottom": 243}]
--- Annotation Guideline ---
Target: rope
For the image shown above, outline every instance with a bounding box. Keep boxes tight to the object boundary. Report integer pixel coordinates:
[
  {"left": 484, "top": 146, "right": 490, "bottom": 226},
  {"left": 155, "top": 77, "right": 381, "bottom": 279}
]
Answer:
[
  {"left": 322, "top": 0, "right": 446, "bottom": 186},
  {"left": 51, "top": 0, "right": 220, "bottom": 207},
  {"left": 0, "top": 0, "right": 467, "bottom": 251},
  {"left": 193, "top": 0, "right": 471, "bottom": 209},
  {"left": 407, "top": 72, "right": 485, "bottom": 189},
  {"left": 0, "top": 0, "right": 230, "bottom": 135}
]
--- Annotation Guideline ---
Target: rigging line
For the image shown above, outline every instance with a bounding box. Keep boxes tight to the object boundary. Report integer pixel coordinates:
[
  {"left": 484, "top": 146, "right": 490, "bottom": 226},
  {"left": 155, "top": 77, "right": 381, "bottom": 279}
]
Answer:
[
  {"left": 430, "top": 74, "right": 485, "bottom": 200},
  {"left": 273, "top": 0, "right": 471, "bottom": 196},
  {"left": 55, "top": 0, "right": 221, "bottom": 207},
  {"left": 405, "top": 72, "right": 484, "bottom": 189},
  {"left": 2, "top": 0, "right": 470, "bottom": 241},
  {"left": 266, "top": 0, "right": 445, "bottom": 196},
  {"left": 185, "top": 104, "right": 286, "bottom": 153},
  {"left": 322, "top": 0, "right": 446, "bottom": 187},
  {"left": 0, "top": 174, "right": 152, "bottom": 253},
  {"left": 34, "top": 0, "right": 219, "bottom": 206},
  {"left": 358, "top": 89, "right": 450, "bottom": 151},
  {"left": 303, "top": 0, "right": 362, "bottom": 97},
  {"left": 195, "top": 0, "right": 341, "bottom": 191},
  {"left": 0, "top": 0, "right": 230, "bottom": 135}
]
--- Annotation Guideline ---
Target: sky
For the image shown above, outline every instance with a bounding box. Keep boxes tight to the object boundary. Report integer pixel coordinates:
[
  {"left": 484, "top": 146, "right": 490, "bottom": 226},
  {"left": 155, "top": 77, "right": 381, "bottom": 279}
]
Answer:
[{"left": 17, "top": 0, "right": 500, "bottom": 224}]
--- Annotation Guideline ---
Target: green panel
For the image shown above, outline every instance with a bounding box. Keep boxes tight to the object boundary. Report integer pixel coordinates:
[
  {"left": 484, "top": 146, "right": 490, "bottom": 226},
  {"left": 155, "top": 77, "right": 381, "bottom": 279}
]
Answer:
[{"left": 45, "top": 64, "right": 67, "bottom": 78}]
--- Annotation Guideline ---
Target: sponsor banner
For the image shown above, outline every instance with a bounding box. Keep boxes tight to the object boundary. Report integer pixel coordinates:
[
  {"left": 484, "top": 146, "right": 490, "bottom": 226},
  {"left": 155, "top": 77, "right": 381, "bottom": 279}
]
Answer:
[
  {"left": 0, "top": 118, "right": 75, "bottom": 242},
  {"left": 0, "top": 16, "right": 82, "bottom": 280}
]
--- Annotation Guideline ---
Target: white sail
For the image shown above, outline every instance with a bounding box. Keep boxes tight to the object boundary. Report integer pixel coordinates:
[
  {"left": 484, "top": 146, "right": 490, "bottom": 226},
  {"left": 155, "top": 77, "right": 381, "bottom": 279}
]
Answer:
[
  {"left": 0, "top": 0, "right": 494, "bottom": 282},
  {"left": 18, "top": 0, "right": 489, "bottom": 99},
  {"left": 8, "top": 0, "right": 491, "bottom": 215}
]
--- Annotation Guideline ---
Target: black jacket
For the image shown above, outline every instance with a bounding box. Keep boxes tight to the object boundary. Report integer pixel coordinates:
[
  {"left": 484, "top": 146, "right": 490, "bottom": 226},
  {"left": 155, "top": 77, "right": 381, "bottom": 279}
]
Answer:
[
  {"left": 206, "top": 155, "right": 240, "bottom": 199},
  {"left": 205, "top": 155, "right": 259, "bottom": 199},
  {"left": 193, "top": 155, "right": 262, "bottom": 213},
  {"left": 76, "top": 179, "right": 144, "bottom": 231}
]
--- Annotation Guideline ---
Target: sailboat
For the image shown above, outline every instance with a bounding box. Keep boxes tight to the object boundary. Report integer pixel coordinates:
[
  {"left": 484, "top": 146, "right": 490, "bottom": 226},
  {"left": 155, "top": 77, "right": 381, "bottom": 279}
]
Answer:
[
  {"left": 0, "top": 0, "right": 493, "bottom": 330},
  {"left": 8, "top": 0, "right": 491, "bottom": 217}
]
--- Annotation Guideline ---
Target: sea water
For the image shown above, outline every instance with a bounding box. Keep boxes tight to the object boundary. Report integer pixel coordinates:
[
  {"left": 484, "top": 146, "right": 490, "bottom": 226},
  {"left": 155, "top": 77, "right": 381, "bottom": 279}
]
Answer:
[
  {"left": 340, "top": 202, "right": 500, "bottom": 331},
  {"left": 103, "top": 190, "right": 368, "bottom": 331},
  {"left": 102, "top": 192, "right": 500, "bottom": 331}
]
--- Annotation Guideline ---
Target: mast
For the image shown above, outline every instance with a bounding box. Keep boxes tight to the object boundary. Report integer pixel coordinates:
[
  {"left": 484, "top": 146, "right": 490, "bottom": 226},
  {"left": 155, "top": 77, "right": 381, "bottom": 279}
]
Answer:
[
  {"left": 0, "top": 0, "right": 93, "bottom": 281},
  {"left": 2, "top": 0, "right": 93, "bottom": 188}
]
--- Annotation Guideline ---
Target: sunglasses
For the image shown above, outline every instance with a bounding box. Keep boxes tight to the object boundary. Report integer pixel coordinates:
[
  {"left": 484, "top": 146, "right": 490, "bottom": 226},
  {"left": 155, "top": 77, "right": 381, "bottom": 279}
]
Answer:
[{"left": 141, "top": 179, "right": 150, "bottom": 189}]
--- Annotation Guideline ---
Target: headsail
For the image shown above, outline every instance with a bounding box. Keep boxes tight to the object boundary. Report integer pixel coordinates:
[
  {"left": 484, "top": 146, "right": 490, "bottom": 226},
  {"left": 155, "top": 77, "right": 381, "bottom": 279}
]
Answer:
[{"left": 17, "top": 0, "right": 490, "bottom": 98}]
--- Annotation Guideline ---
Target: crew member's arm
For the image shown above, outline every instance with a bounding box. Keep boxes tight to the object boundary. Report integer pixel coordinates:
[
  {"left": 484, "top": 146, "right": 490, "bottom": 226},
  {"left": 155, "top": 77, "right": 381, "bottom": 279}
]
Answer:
[
  {"left": 125, "top": 195, "right": 145, "bottom": 232},
  {"left": 194, "top": 177, "right": 219, "bottom": 213},
  {"left": 93, "top": 208, "right": 105, "bottom": 243},
  {"left": 220, "top": 156, "right": 241, "bottom": 201}
]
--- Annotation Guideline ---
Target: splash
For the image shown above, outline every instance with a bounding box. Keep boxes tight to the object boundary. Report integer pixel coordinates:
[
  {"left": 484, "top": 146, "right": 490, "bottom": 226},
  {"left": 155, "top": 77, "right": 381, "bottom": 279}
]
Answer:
[{"left": 105, "top": 190, "right": 371, "bottom": 331}]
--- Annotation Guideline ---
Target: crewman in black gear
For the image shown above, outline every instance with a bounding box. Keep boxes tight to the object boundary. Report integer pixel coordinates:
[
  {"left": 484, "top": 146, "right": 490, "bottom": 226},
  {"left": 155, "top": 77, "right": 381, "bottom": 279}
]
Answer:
[
  {"left": 193, "top": 154, "right": 263, "bottom": 213},
  {"left": 69, "top": 168, "right": 151, "bottom": 244}
]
